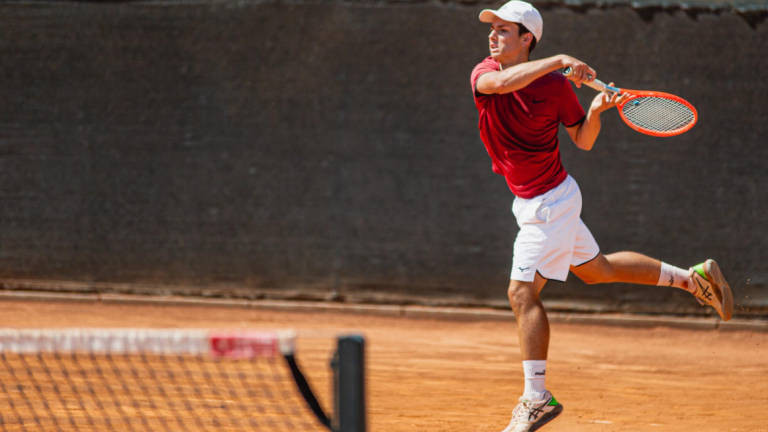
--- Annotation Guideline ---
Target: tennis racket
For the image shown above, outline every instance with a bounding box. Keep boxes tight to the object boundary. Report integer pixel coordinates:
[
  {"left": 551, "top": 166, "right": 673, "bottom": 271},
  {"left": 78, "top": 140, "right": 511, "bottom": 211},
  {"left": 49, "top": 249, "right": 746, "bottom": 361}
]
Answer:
[{"left": 563, "top": 67, "right": 698, "bottom": 137}]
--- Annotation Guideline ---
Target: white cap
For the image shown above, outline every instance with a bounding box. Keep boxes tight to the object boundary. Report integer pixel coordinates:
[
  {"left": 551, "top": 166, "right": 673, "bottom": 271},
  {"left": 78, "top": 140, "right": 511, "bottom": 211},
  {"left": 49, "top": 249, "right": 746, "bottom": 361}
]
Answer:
[{"left": 479, "top": 1, "right": 543, "bottom": 42}]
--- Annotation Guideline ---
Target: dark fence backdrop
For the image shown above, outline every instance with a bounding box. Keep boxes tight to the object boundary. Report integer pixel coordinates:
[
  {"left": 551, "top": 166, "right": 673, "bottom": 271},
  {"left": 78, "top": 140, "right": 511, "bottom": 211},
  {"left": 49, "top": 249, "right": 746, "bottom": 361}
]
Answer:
[{"left": 0, "top": 0, "right": 766, "bottom": 317}]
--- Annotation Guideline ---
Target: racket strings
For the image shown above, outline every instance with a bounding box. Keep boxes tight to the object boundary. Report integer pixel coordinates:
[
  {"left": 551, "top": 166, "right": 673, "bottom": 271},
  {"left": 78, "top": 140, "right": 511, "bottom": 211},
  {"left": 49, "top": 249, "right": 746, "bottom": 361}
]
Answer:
[{"left": 621, "top": 96, "right": 695, "bottom": 133}]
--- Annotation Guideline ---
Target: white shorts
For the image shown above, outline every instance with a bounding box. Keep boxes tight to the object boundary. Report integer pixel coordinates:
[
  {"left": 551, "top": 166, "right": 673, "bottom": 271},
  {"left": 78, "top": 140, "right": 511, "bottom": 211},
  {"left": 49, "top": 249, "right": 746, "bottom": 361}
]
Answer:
[{"left": 510, "top": 175, "right": 600, "bottom": 282}]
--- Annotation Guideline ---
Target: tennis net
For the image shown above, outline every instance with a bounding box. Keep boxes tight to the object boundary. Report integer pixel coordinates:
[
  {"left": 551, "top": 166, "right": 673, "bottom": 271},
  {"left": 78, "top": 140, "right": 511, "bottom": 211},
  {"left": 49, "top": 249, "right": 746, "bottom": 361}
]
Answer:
[{"left": 0, "top": 328, "right": 365, "bottom": 432}]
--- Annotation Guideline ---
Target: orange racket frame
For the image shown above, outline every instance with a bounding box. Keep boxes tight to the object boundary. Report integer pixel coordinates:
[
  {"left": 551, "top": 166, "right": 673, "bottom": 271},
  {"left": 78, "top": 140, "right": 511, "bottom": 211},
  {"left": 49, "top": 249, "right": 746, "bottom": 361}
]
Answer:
[{"left": 563, "top": 68, "right": 698, "bottom": 137}]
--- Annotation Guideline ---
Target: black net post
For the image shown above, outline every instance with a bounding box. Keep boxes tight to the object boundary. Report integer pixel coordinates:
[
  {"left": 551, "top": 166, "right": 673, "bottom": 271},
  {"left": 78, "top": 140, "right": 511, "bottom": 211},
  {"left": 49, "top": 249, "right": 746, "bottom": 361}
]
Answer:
[{"left": 331, "top": 335, "right": 366, "bottom": 432}]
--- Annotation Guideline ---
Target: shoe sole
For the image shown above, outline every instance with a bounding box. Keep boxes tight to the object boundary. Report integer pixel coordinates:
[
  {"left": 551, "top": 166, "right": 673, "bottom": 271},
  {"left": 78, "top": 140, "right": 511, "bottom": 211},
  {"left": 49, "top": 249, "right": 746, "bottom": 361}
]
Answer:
[
  {"left": 705, "top": 259, "right": 734, "bottom": 321},
  {"left": 530, "top": 404, "right": 563, "bottom": 432}
]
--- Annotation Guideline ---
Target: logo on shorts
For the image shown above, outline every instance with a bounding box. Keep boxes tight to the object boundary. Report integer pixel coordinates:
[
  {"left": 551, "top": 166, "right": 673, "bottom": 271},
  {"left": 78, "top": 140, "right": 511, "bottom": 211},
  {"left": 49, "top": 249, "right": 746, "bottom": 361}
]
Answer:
[
  {"left": 517, "top": 266, "right": 530, "bottom": 272},
  {"left": 534, "top": 370, "right": 546, "bottom": 376}
]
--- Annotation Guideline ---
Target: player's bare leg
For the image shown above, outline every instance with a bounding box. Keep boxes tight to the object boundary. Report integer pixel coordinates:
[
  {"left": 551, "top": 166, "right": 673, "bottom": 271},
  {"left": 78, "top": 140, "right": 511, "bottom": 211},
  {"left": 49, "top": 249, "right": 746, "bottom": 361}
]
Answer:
[
  {"left": 571, "top": 252, "right": 733, "bottom": 320},
  {"left": 570, "top": 251, "right": 660, "bottom": 285},
  {"left": 502, "top": 273, "right": 563, "bottom": 432},
  {"left": 507, "top": 273, "right": 549, "bottom": 361}
]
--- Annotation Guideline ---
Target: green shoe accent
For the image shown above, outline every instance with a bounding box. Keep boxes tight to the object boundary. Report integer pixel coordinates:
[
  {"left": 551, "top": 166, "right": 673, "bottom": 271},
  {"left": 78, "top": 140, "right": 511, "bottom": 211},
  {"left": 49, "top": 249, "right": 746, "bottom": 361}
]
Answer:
[
  {"left": 693, "top": 263, "right": 708, "bottom": 280},
  {"left": 548, "top": 396, "right": 559, "bottom": 406}
]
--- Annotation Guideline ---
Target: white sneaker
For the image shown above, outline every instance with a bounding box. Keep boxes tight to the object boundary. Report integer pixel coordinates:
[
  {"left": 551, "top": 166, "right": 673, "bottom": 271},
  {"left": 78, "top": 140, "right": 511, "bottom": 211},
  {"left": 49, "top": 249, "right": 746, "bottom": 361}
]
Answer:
[
  {"left": 689, "top": 259, "right": 734, "bottom": 321},
  {"left": 500, "top": 391, "right": 563, "bottom": 432}
]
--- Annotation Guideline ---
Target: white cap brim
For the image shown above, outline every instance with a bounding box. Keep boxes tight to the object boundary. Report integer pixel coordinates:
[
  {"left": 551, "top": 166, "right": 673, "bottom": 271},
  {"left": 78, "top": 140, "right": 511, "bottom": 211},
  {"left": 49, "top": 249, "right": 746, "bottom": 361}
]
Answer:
[{"left": 478, "top": 9, "right": 500, "bottom": 23}]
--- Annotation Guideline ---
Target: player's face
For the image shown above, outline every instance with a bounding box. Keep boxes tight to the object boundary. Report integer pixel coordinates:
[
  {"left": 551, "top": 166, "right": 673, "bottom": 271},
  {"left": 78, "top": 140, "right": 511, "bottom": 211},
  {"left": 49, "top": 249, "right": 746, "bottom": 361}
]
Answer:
[{"left": 488, "top": 19, "right": 526, "bottom": 62}]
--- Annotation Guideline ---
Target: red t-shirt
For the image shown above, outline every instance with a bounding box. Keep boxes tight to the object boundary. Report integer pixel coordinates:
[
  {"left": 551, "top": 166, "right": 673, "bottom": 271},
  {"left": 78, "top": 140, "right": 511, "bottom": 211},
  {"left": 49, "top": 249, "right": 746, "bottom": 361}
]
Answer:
[{"left": 470, "top": 56, "right": 585, "bottom": 198}]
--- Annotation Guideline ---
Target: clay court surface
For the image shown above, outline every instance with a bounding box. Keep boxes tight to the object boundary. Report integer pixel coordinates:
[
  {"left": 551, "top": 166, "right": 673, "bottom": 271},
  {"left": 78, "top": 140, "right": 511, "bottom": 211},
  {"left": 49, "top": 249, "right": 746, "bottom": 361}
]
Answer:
[{"left": 0, "top": 299, "right": 766, "bottom": 431}]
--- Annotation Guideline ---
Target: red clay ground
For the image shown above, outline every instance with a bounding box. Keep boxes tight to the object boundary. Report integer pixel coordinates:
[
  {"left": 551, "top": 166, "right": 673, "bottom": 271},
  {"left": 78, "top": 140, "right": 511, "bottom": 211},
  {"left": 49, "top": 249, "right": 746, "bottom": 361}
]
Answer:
[{"left": 0, "top": 299, "right": 766, "bottom": 431}]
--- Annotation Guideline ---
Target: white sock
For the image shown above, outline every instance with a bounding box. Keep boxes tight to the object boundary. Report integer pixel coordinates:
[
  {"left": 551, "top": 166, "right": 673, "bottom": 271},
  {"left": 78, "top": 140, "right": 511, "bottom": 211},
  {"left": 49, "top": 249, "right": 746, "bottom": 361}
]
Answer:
[
  {"left": 522, "top": 360, "right": 547, "bottom": 400},
  {"left": 657, "top": 262, "right": 693, "bottom": 293}
]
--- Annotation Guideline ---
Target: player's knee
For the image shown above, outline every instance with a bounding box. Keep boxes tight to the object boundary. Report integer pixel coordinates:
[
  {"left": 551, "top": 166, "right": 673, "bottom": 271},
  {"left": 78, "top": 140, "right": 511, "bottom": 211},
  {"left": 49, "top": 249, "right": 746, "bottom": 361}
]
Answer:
[{"left": 507, "top": 282, "right": 536, "bottom": 310}]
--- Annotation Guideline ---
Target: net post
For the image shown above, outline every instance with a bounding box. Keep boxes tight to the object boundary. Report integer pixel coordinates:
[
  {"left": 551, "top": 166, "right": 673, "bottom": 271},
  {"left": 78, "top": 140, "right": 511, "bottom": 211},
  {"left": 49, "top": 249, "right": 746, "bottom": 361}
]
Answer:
[{"left": 332, "top": 334, "right": 366, "bottom": 432}]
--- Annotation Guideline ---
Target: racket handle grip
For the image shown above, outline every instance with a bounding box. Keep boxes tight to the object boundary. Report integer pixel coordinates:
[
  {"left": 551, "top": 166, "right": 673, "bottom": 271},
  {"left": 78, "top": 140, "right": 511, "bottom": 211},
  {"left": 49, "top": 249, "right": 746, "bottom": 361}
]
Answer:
[{"left": 562, "top": 67, "right": 619, "bottom": 93}]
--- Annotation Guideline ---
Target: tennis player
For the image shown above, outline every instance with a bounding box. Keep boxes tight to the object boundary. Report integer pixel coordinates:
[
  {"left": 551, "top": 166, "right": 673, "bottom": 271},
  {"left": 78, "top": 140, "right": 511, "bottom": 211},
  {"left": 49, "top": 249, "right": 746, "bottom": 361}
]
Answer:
[{"left": 469, "top": 1, "right": 734, "bottom": 431}]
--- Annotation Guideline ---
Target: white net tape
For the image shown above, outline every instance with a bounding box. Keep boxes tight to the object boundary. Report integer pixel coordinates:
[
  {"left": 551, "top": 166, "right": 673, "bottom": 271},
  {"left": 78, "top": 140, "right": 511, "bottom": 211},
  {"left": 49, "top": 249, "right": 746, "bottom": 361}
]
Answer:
[
  {"left": 0, "top": 328, "right": 296, "bottom": 357},
  {"left": 622, "top": 96, "right": 695, "bottom": 133}
]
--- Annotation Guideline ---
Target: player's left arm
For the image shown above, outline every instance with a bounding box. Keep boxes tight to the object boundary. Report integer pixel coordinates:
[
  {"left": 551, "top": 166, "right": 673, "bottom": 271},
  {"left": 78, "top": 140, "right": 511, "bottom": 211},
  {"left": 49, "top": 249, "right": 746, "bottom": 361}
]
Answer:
[{"left": 566, "top": 88, "right": 630, "bottom": 151}]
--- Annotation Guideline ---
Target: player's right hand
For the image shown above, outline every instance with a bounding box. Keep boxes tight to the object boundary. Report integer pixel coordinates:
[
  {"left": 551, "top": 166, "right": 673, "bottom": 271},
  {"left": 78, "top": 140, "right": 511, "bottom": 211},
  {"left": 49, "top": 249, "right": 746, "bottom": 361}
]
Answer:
[{"left": 561, "top": 56, "right": 596, "bottom": 88}]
